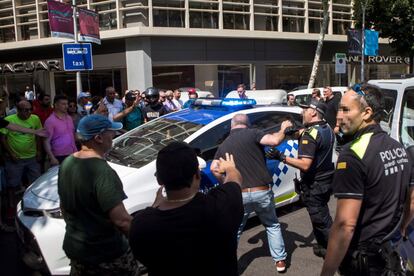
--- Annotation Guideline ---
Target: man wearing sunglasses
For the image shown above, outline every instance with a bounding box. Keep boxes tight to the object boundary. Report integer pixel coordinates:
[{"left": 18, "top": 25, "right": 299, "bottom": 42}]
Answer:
[
  {"left": 321, "top": 84, "right": 413, "bottom": 276},
  {"left": 0, "top": 100, "right": 42, "bottom": 219}
]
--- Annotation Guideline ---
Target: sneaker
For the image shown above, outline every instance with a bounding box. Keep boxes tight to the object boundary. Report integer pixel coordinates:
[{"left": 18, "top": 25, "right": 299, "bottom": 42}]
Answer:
[
  {"left": 312, "top": 244, "right": 327, "bottom": 258},
  {"left": 275, "top": 260, "right": 286, "bottom": 273}
]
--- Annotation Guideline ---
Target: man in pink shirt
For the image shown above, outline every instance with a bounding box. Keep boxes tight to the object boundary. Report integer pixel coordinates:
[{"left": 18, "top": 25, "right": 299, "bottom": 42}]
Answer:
[{"left": 44, "top": 95, "right": 77, "bottom": 166}]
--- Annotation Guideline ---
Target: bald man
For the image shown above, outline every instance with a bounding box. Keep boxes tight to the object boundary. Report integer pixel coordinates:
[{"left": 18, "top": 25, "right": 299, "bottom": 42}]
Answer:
[{"left": 210, "top": 113, "right": 292, "bottom": 272}]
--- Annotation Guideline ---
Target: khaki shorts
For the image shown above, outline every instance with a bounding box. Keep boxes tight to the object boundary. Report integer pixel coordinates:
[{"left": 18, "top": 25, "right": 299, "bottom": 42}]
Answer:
[{"left": 70, "top": 248, "right": 139, "bottom": 276}]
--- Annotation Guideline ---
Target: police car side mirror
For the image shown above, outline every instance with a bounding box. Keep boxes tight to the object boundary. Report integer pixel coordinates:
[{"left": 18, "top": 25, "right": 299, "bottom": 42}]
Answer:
[{"left": 197, "top": 156, "right": 207, "bottom": 170}]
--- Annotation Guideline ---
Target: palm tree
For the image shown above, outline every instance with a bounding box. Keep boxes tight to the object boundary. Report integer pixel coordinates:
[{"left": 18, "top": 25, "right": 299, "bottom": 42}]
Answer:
[{"left": 308, "top": 0, "right": 329, "bottom": 88}]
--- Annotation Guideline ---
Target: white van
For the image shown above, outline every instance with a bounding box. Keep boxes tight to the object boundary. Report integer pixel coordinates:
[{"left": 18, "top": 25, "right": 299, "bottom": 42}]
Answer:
[
  {"left": 225, "top": 89, "right": 287, "bottom": 105},
  {"left": 288, "top": 87, "right": 348, "bottom": 105},
  {"left": 368, "top": 77, "right": 414, "bottom": 146}
]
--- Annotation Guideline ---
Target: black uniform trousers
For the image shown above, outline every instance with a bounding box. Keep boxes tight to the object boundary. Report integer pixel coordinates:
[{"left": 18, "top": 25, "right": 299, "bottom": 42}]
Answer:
[{"left": 300, "top": 180, "right": 333, "bottom": 249}]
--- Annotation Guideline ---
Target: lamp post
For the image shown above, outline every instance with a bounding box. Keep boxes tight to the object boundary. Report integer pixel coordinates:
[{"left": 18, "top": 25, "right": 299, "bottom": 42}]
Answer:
[
  {"left": 361, "top": 0, "right": 368, "bottom": 83},
  {"left": 72, "top": 0, "right": 82, "bottom": 96}
]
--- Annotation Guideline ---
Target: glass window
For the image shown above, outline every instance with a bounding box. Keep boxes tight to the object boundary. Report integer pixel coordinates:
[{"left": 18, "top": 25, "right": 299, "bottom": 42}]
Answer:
[
  {"left": 190, "top": 12, "right": 218, "bottom": 29},
  {"left": 108, "top": 118, "right": 204, "bottom": 168},
  {"left": 400, "top": 88, "right": 414, "bottom": 147},
  {"left": 379, "top": 89, "right": 397, "bottom": 134},
  {"left": 218, "top": 65, "right": 250, "bottom": 97},
  {"left": 190, "top": 120, "right": 231, "bottom": 161},
  {"left": 190, "top": 111, "right": 302, "bottom": 161},
  {"left": 282, "top": 17, "right": 304, "bottom": 32},
  {"left": 152, "top": 66, "right": 195, "bottom": 90}
]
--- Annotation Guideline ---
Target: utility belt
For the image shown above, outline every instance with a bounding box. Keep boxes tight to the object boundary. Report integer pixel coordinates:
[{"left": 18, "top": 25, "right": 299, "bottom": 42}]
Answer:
[
  {"left": 294, "top": 172, "right": 333, "bottom": 196},
  {"left": 340, "top": 240, "right": 406, "bottom": 276}
]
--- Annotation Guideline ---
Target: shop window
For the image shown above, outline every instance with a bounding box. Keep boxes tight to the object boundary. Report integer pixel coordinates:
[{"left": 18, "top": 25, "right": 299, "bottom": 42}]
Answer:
[
  {"left": 218, "top": 65, "right": 250, "bottom": 97},
  {"left": 152, "top": 66, "right": 195, "bottom": 90},
  {"left": 266, "top": 65, "right": 311, "bottom": 91}
]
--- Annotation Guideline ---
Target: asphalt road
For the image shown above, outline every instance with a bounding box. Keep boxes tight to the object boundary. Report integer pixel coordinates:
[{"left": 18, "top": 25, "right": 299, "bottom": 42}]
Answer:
[
  {"left": 238, "top": 198, "right": 337, "bottom": 276},
  {"left": 0, "top": 198, "right": 336, "bottom": 276}
]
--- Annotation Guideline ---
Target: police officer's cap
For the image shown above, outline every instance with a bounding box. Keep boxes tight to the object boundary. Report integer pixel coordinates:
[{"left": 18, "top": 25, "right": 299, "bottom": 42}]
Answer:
[{"left": 298, "top": 98, "right": 327, "bottom": 117}]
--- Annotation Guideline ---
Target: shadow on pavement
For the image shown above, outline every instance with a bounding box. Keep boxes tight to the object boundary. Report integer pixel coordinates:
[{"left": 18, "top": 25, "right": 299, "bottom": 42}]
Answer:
[{"left": 238, "top": 203, "right": 314, "bottom": 275}]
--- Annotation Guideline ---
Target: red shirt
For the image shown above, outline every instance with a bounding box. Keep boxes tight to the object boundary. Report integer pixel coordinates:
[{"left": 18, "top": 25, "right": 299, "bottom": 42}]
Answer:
[{"left": 32, "top": 100, "right": 53, "bottom": 125}]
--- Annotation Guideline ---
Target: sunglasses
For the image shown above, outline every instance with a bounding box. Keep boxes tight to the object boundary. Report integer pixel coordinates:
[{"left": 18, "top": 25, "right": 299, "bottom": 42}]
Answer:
[{"left": 352, "top": 83, "right": 366, "bottom": 96}]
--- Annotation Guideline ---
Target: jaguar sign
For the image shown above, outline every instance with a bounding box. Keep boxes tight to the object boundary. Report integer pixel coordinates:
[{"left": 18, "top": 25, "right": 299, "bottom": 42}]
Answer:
[{"left": 0, "top": 60, "right": 61, "bottom": 74}]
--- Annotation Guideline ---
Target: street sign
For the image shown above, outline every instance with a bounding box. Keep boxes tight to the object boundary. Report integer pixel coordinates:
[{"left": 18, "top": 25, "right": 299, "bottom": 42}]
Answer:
[
  {"left": 62, "top": 43, "right": 93, "bottom": 71},
  {"left": 335, "top": 53, "right": 346, "bottom": 74}
]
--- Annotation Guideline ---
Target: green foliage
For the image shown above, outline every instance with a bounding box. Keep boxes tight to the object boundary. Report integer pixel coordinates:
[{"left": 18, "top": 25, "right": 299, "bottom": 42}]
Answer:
[{"left": 353, "top": 0, "right": 414, "bottom": 60}]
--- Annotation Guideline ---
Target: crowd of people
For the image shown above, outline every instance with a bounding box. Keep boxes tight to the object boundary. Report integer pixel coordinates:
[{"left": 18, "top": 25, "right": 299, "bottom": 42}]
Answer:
[
  {"left": 0, "top": 86, "right": 200, "bottom": 231},
  {"left": 0, "top": 83, "right": 414, "bottom": 276}
]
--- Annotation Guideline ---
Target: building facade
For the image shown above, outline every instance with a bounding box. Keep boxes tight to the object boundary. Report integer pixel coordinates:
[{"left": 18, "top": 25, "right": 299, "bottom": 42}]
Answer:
[{"left": 0, "top": 0, "right": 409, "bottom": 103}]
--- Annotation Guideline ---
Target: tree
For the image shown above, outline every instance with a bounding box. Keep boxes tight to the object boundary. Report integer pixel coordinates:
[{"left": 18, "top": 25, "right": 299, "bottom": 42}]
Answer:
[
  {"left": 308, "top": 0, "right": 329, "bottom": 88},
  {"left": 353, "top": 0, "right": 414, "bottom": 73}
]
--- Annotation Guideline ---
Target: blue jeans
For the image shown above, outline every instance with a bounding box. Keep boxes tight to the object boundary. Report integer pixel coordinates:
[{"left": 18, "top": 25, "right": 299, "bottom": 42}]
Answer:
[{"left": 238, "top": 189, "right": 287, "bottom": 262}]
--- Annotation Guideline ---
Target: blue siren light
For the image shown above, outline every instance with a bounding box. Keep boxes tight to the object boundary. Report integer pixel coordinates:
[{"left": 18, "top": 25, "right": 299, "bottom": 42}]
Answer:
[{"left": 221, "top": 98, "right": 257, "bottom": 106}]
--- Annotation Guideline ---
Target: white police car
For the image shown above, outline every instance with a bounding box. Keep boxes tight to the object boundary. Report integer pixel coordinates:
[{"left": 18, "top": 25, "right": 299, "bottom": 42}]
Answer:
[{"left": 16, "top": 98, "right": 303, "bottom": 275}]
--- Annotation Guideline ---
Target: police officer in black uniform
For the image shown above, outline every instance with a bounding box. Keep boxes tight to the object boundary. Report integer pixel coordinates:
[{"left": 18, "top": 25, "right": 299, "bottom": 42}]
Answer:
[
  {"left": 321, "top": 84, "right": 412, "bottom": 276},
  {"left": 142, "top": 87, "right": 168, "bottom": 122},
  {"left": 267, "top": 98, "right": 335, "bottom": 257}
]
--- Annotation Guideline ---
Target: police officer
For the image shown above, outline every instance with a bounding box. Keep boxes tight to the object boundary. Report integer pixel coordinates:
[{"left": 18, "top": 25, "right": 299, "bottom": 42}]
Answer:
[
  {"left": 267, "top": 98, "right": 335, "bottom": 257},
  {"left": 142, "top": 87, "right": 168, "bottom": 122},
  {"left": 321, "top": 84, "right": 412, "bottom": 276}
]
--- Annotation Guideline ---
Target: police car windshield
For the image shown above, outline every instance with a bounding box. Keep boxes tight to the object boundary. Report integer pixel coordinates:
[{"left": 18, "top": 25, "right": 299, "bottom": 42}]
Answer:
[{"left": 106, "top": 118, "right": 203, "bottom": 168}]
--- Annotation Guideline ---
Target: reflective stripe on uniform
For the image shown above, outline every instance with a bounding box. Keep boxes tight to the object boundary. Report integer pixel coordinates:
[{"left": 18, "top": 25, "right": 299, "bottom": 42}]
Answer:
[
  {"left": 304, "top": 127, "right": 318, "bottom": 140},
  {"left": 350, "top": 132, "right": 374, "bottom": 159}
]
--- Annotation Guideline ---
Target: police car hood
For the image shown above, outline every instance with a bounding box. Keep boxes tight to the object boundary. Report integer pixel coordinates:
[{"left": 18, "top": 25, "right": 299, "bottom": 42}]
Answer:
[{"left": 22, "top": 162, "right": 137, "bottom": 211}]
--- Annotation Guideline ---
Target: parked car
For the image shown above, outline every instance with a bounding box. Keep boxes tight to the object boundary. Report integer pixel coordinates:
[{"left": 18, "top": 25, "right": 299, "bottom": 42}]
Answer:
[
  {"left": 180, "top": 90, "right": 214, "bottom": 103},
  {"left": 225, "top": 89, "right": 287, "bottom": 105},
  {"left": 287, "top": 87, "right": 348, "bottom": 106},
  {"left": 17, "top": 98, "right": 303, "bottom": 275}
]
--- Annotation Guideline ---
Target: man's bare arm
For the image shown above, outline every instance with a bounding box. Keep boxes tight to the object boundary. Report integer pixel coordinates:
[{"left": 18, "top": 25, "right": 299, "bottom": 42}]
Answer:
[
  {"left": 260, "top": 120, "right": 292, "bottom": 146},
  {"left": 285, "top": 156, "right": 313, "bottom": 172},
  {"left": 108, "top": 202, "right": 133, "bottom": 236},
  {"left": 402, "top": 187, "right": 414, "bottom": 237},
  {"left": 321, "top": 198, "right": 362, "bottom": 276}
]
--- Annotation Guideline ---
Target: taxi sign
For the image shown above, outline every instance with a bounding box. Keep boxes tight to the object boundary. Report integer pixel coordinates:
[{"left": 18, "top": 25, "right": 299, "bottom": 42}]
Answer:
[{"left": 62, "top": 43, "right": 93, "bottom": 71}]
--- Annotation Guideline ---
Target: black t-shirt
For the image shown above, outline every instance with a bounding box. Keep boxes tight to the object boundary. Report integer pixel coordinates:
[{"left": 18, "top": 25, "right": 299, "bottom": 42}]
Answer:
[
  {"left": 214, "top": 128, "right": 272, "bottom": 189},
  {"left": 333, "top": 124, "right": 411, "bottom": 247},
  {"left": 0, "top": 117, "right": 9, "bottom": 128},
  {"left": 298, "top": 122, "right": 335, "bottom": 182},
  {"left": 142, "top": 103, "right": 168, "bottom": 121},
  {"left": 324, "top": 95, "right": 340, "bottom": 129},
  {"left": 129, "top": 182, "right": 243, "bottom": 276}
]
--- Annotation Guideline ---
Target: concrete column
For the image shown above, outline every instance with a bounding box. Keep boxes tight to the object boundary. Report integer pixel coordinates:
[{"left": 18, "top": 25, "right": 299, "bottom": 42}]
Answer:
[
  {"left": 125, "top": 37, "right": 153, "bottom": 91},
  {"left": 252, "top": 62, "right": 266, "bottom": 90},
  {"left": 194, "top": 65, "right": 219, "bottom": 96}
]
